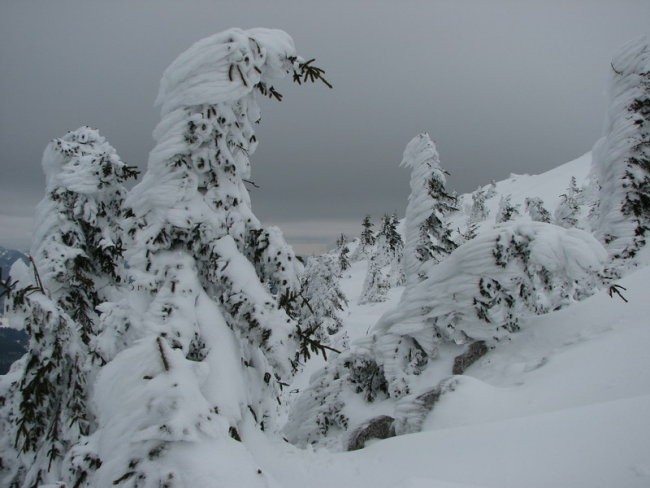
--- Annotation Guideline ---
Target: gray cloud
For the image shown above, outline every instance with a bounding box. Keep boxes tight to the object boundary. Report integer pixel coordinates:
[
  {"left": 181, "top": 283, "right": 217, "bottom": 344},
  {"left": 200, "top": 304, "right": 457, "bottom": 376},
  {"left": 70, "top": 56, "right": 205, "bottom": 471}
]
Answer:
[
  {"left": 1, "top": 0, "right": 649, "bottom": 251},
  {"left": 0, "top": 214, "right": 33, "bottom": 251}
]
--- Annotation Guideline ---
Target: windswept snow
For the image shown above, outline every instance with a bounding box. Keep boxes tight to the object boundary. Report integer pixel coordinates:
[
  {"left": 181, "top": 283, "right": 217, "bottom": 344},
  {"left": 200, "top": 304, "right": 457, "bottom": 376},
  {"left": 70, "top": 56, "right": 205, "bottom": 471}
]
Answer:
[
  {"left": 250, "top": 268, "right": 650, "bottom": 487},
  {"left": 277, "top": 154, "right": 650, "bottom": 487},
  {"left": 272, "top": 224, "right": 650, "bottom": 488}
]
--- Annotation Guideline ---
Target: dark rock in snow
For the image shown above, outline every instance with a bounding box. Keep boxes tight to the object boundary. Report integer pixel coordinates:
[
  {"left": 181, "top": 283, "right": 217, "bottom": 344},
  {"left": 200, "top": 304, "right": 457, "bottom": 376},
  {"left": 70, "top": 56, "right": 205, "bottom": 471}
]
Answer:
[
  {"left": 393, "top": 377, "right": 460, "bottom": 435},
  {"left": 347, "top": 415, "right": 396, "bottom": 451},
  {"left": 452, "top": 340, "right": 489, "bottom": 375}
]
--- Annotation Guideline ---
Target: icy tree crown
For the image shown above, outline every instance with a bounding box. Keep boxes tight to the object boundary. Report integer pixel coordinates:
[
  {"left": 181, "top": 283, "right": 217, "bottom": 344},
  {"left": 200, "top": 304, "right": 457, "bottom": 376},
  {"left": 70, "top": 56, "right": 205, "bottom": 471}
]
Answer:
[
  {"left": 401, "top": 133, "right": 457, "bottom": 287},
  {"left": 591, "top": 35, "right": 650, "bottom": 259}
]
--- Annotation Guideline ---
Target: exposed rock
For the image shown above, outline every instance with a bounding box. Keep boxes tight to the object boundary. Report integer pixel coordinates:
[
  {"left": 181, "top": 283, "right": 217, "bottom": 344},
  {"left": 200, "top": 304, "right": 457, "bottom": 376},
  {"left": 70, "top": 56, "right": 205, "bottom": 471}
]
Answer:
[
  {"left": 452, "top": 340, "right": 488, "bottom": 375},
  {"left": 346, "top": 415, "right": 395, "bottom": 451},
  {"left": 393, "top": 377, "right": 459, "bottom": 435}
]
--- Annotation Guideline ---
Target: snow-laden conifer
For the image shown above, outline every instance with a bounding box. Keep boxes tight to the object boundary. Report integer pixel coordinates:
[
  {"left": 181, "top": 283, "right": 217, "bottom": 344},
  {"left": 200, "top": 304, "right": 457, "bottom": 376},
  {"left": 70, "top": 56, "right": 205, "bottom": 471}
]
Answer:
[
  {"left": 495, "top": 194, "right": 521, "bottom": 223},
  {"left": 288, "top": 222, "right": 607, "bottom": 448},
  {"left": 464, "top": 186, "right": 490, "bottom": 240},
  {"left": 338, "top": 245, "right": 351, "bottom": 274},
  {"left": 70, "top": 28, "right": 330, "bottom": 487},
  {"left": 400, "top": 134, "right": 457, "bottom": 288},
  {"left": 371, "top": 222, "right": 606, "bottom": 394},
  {"left": 485, "top": 180, "right": 497, "bottom": 198},
  {"left": 591, "top": 36, "right": 650, "bottom": 260},
  {"left": 525, "top": 197, "right": 552, "bottom": 223},
  {"left": 0, "top": 127, "right": 136, "bottom": 487},
  {"left": 469, "top": 186, "right": 489, "bottom": 224},
  {"left": 352, "top": 216, "right": 376, "bottom": 260},
  {"left": 358, "top": 214, "right": 404, "bottom": 303},
  {"left": 335, "top": 234, "right": 351, "bottom": 274},
  {"left": 358, "top": 255, "right": 390, "bottom": 305},
  {"left": 297, "top": 255, "right": 348, "bottom": 350},
  {"left": 554, "top": 176, "right": 583, "bottom": 228},
  {"left": 336, "top": 233, "right": 349, "bottom": 249}
]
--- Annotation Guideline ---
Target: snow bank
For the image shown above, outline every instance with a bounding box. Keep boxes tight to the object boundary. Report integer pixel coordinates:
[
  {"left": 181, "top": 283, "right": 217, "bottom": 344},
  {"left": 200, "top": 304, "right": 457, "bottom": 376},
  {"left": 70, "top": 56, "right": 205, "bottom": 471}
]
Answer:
[{"left": 377, "top": 220, "right": 607, "bottom": 345}]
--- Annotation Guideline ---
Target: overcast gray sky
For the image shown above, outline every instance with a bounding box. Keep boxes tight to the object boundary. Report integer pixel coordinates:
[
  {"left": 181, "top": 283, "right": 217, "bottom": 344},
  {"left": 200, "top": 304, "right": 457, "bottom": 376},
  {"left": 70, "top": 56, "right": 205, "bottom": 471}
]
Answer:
[{"left": 1, "top": 0, "right": 649, "bottom": 252}]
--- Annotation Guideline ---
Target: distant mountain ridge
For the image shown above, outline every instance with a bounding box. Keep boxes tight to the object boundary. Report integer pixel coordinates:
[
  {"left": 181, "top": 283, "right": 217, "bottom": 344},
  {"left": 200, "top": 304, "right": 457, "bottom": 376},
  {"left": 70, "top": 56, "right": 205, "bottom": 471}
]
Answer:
[
  {"left": 0, "top": 246, "right": 29, "bottom": 374},
  {"left": 0, "top": 245, "right": 29, "bottom": 281},
  {"left": 0, "top": 245, "right": 29, "bottom": 311}
]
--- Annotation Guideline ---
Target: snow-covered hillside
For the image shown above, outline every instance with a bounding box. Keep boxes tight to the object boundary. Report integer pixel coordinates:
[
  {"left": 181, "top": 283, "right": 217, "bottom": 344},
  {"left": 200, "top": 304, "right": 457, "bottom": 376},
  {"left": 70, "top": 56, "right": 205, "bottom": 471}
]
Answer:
[
  {"left": 253, "top": 267, "right": 650, "bottom": 488},
  {"left": 453, "top": 151, "right": 592, "bottom": 234},
  {"left": 275, "top": 155, "right": 650, "bottom": 487}
]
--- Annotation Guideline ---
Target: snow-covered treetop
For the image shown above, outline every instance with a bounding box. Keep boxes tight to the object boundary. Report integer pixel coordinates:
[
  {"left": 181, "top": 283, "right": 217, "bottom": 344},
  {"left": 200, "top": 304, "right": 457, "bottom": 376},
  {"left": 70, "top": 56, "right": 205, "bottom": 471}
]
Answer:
[
  {"left": 41, "top": 126, "right": 134, "bottom": 195},
  {"left": 591, "top": 35, "right": 650, "bottom": 259},
  {"left": 400, "top": 133, "right": 456, "bottom": 286},
  {"left": 156, "top": 28, "right": 298, "bottom": 116},
  {"left": 375, "top": 221, "right": 607, "bottom": 347},
  {"left": 401, "top": 133, "right": 441, "bottom": 277},
  {"left": 400, "top": 132, "right": 441, "bottom": 172},
  {"left": 604, "top": 35, "right": 649, "bottom": 124},
  {"left": 129, "top": 27, "right": 328, "bottom": 240},
  {"left": 33, "top": 126, "right": 136, "bottom": 289}
]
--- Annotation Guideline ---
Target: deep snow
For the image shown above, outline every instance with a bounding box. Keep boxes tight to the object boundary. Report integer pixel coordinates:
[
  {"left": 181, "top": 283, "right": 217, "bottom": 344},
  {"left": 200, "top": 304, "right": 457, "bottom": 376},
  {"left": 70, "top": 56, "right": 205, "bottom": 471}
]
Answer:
[
  {"left": 244, "top": 261, "right": 650, "bottom": 488},
  {"left": 269, "top": 152, "right": 650, "bottom": 488}
]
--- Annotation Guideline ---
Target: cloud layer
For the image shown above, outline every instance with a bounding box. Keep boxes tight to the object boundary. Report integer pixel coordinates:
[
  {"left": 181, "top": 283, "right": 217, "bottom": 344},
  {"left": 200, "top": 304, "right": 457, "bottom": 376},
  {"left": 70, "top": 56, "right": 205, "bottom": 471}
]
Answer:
[{"left": 1, "top": 1, "right": 649, "bottom": 250}]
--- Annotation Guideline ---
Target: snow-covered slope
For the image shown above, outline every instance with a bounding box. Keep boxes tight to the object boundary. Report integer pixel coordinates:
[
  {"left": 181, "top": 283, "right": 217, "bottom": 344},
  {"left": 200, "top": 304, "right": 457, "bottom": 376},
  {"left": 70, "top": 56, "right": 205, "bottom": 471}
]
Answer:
[
  {"left": 453, "top": 151, "right": 592, "bottom": 233},
  {"left": 279, "top": 153, "right": 649, "bottom": 487},
  {"left": 255, "top": 262, "right": 650, "bottom": 488}
]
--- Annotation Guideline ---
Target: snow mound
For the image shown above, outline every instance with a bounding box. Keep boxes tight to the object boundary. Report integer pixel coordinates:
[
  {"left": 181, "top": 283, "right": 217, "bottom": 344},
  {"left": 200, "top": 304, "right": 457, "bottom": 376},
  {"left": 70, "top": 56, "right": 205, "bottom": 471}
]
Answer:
[{"left": 376, "top": 220, "right": 607, "bottom": 345}]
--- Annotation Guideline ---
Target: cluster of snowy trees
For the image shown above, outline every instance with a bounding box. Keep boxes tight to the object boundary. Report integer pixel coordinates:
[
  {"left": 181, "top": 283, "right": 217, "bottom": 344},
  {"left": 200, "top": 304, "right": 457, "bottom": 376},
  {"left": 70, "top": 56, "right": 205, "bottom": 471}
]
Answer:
[
  {"left": 358, "top": 213, "right": 404, "bottom": 304},
  {"left": 288, "top": 37, "right": 650, "bottom": 449},
  {"left": 1, "top": 27, "right": 649, "bottom": 485},
  {"left": 287, "top": 220, "right": 607, "bottom": 448},
  {"left": 0, "top": 28, "right": 336, "bottom": 488},
  {"left": 355, "top": 134, "right": 459, "bottom": 304}
]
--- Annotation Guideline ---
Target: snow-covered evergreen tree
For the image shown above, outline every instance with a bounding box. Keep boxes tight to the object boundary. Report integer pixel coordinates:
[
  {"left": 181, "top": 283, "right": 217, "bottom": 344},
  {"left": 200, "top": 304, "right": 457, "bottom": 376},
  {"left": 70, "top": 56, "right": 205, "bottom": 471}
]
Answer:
[
  {"left": 336, "top": 233, "right": 349, "bottom": 249},
  {"left": 375, "top": 214, "right": 404, "bottom": 284},
  {"left": 465, "top": 186, "right": 490, "bottom": 240},
  {"left": 338, "top": 247, "right": 351, "bottom": 274},
  {"left": 297, "top": 255, "right": 348, "bottom": 350},
  {"left": 485, "top": 180, "right": 497, "bottom": 198},
  {"left": 400, "top": 133, "right": 457, "bottom": 288},
  {"left": 336, "top": 234, "right": 351, "bottom": 273},
  {"left": 46, "top": 29, "right": 330, "bottom": 487},
  {"left": 0, "top": 127, "right": 136, "bottom": 487},
  {"left": 495, "top": 194, "right": 521, "bottom": 223},
  {"left": 591, "top": 36, "right": 650, "bottom": 260},
  {"left": 469, "top": 186, "right": 489, "bottom": 224},
  {"left": 288, "top": 222, "right": 607, "bottom": 448},
  {"left": 352, "top": 215, "right": 376, "bottom": 260},
  {"left": 359, "top": 213, "right": 404, "bottom": 303},
  {"left": 358, "top": 256, "right": 390, "bottom": 305},
  {"left": 555, "top": 176, "right": 583, "bottom": 228},
  {"left": 377, "top": 221, "right": 606, "bottom": 351},
  {"left": 525, "top": 197, "right": 551, "bottom": 223}
]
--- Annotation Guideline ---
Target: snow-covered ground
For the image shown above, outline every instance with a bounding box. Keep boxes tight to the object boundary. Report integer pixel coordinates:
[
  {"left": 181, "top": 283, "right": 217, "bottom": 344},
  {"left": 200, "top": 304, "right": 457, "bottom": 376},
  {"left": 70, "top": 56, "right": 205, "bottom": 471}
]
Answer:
[
  {"left": 250, "top": 265, "right": 650, "bottom": 488},
  {"left": 270, "top": 154, "right": 650, "bottom": 488}
]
